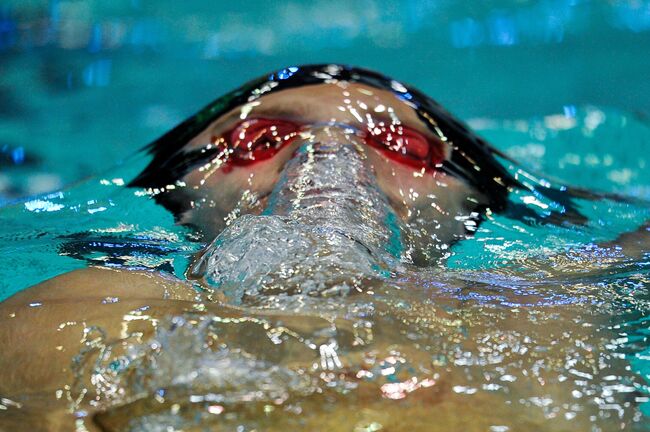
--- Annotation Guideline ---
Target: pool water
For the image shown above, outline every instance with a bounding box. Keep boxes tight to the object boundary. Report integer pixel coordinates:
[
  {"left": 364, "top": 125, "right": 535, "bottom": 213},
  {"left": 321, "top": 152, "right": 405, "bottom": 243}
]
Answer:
[
  {"left": 1, "top": 75, "right": 650, "bottom": 430},
  {"left": 1, "top": 1, "right": 650, "bottom": 431},
  {"left": 2, "top": 0, "right": 650, "bottom": 199}
]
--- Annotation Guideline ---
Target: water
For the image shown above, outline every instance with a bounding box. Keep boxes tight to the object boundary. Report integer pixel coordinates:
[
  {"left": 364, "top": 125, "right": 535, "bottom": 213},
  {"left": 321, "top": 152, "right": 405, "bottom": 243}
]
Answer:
[
  {"left": 1, "top": 2, "right": 650, "bottom": 430},
  {"left": 2, "top": 1, "right": 650, "bottom": 200},
  {"left": 1, "top": 64, "right": 650, "bottom": 431}
]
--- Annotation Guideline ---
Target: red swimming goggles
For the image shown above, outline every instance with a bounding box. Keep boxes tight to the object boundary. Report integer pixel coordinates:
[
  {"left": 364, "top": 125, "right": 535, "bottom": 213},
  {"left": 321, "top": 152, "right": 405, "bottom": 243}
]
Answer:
[{"left": 214, "top": 118, "right": 446, "bottom": 171}]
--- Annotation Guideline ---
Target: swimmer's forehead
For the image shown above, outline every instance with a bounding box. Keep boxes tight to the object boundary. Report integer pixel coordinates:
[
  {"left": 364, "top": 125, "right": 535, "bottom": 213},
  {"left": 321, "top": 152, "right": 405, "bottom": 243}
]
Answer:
[{"left": 184, "top": 82, "right": 436, "bottom": 150}]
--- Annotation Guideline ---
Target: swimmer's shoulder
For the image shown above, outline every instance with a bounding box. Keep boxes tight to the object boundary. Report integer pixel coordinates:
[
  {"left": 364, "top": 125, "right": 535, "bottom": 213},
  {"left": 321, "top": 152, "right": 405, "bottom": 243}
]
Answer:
[{"left": 2, "top": 267, "right": 198, "bottom": 307}]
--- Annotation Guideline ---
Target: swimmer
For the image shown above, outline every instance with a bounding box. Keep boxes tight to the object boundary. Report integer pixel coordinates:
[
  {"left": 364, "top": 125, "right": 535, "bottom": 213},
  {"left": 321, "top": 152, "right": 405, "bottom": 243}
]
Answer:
[{"left": 1, "top": 65, "right": 648, "bottom": 431}]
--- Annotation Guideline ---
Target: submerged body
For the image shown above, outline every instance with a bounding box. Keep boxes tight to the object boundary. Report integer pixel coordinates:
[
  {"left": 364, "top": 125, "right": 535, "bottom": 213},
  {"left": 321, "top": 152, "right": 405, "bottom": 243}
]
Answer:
[{"left": 1, "top": 65, "right": 649, "bottom": 431}]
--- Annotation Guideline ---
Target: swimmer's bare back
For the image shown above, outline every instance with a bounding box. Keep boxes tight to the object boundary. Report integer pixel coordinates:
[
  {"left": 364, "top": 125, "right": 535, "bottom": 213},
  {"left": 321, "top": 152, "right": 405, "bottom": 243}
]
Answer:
[{"left": 0, "top": 262, "right": 637, "bottom": 432}]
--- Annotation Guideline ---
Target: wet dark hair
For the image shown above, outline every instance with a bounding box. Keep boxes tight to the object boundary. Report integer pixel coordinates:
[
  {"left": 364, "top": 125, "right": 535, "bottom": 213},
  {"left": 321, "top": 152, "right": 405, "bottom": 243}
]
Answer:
[{"left": 129, "top": 64, "right": 595, "bottom": 225}]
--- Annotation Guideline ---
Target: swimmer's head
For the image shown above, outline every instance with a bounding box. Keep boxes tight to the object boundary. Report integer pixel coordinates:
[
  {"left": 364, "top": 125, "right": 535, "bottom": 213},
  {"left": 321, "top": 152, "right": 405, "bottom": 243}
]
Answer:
[{"left": 129, "top": 64, "right": 586, "bottom": 264}]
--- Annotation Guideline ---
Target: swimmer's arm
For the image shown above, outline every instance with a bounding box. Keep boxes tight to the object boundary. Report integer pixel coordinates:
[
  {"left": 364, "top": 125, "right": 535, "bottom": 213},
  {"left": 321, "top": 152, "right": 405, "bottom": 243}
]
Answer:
[
  {"left": 602, "top": 220, "right": 650, "bottom": 259},
  {"left": 568, "top": 220, "right": 650, "bottom": 270},
  {"left": 512, "top": 221, "right": 650, "bottom": 278}
]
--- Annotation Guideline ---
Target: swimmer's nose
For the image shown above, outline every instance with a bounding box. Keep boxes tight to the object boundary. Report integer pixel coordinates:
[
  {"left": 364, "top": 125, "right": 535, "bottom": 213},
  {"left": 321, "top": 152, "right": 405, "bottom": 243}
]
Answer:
[
  {"left": 296, "top": 123, "right": 366, "bottom": 155},
  {"left": 262, "top": 122, "right": 379, "bottom": 208}
]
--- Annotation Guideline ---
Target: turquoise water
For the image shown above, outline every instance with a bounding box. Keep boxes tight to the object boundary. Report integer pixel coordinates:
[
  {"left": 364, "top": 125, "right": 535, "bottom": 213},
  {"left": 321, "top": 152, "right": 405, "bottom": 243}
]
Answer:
[
  {"left": 2, "top": 1, "right": 650, "bottom": 429},
  {"left": 1, "top": 0, "right": 650, "bottom": 199}
]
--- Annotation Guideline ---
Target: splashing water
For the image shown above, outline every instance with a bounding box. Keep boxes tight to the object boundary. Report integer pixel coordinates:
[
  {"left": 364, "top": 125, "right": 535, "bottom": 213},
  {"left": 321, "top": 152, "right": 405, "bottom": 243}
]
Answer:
[{"left": 190, "top": 127, "right": 406, "bottom": 305}]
